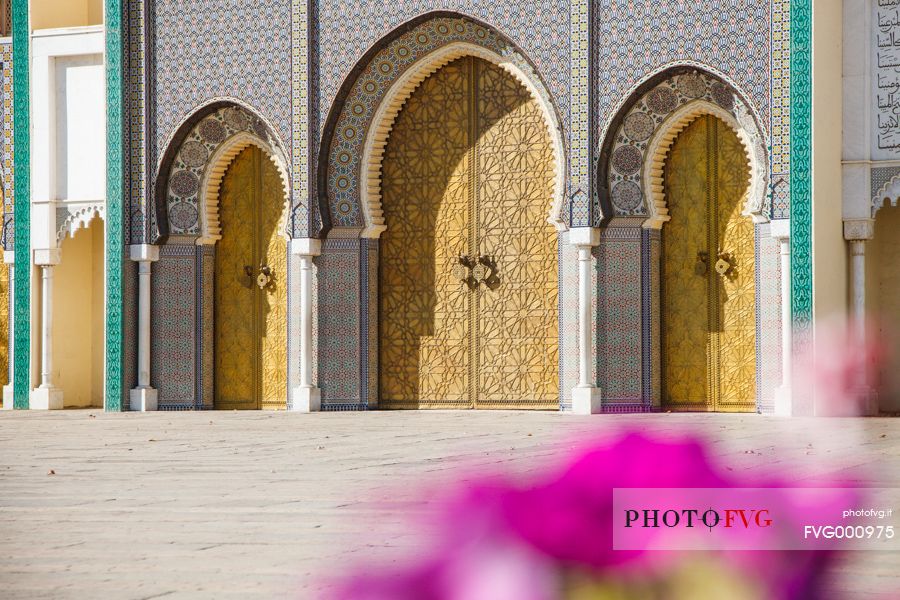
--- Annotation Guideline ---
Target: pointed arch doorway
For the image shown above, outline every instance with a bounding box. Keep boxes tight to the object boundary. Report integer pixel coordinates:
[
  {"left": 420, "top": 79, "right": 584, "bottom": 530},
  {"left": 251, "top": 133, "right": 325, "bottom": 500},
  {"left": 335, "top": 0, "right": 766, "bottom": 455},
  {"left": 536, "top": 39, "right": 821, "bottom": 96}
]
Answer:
[
  {"left": 214, "top": 146, "right": 288, "bottom": 410},
  {"left": 378, "top": 55, "right": 559, "bottom": 409},
  {"left": 662, "top": 114, "right": 756, "bottom": 412}
]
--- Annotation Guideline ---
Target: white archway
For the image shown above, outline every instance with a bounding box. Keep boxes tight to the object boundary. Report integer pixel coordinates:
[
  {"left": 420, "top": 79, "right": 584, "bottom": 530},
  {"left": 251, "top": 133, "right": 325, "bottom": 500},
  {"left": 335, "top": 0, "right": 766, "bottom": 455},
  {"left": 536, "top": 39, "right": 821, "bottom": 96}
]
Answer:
[
  {"left": 642, "top": 99, "right": 768, "bottom": 230},
  {"left": 360, "top": 41, "right": 567, "bottom": 238},
  {"left": 197, "top": 132, "right": 292, "bottom": 245}
]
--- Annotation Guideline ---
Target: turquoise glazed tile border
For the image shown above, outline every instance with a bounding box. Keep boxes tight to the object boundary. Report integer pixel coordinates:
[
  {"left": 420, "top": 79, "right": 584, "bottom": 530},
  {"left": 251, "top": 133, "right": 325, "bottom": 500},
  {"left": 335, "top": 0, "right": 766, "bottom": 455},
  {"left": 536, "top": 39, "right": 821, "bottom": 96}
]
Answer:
[
  {"left": 790, "top": 0, "right": 811, "bottom": 332},
  {"left": 11, "top": 0, "right": 29, "bottom": 409},
  {"left": 106, "top": 0, "right": 125, "bottom": 411}
]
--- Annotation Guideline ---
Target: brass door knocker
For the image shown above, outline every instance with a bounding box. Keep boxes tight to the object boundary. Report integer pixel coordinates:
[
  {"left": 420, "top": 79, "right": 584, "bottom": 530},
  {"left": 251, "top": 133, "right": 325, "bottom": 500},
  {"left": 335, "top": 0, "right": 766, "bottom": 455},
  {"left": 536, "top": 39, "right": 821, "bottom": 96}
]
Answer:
[
  {"left": 695, "top": 251, "right": 709, "bottom": 276},
  {"left": 714, "top": 251, "right": 735, "bottom": 278},
  {"left": 477, "top": 255, "right": 500, "bottom": 290},
  {"left": 256, "top": 263, "right": 273, "bottom": 290}
]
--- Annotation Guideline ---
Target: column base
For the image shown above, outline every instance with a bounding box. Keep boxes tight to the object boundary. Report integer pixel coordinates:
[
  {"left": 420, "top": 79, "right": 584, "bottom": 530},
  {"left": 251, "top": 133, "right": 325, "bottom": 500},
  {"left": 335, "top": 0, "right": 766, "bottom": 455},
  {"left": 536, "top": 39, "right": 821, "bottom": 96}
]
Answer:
[
  {"left": 129, "top": 387, "right": 158, "bottom": 412},
  {"left": 571, "top": 386, "right": 602, "bottom": 415},
  {"left": 291, "top": 386, "right": 321, "bottom": 412},
  {"left": 774, "top": 385, "right": 792, "bottom": 417},
  {"left": 30, "top": 387, "right": 64, "bottom": 410},
  {"left": 2, "top": 385, "right": 12, "bottom": 410}
]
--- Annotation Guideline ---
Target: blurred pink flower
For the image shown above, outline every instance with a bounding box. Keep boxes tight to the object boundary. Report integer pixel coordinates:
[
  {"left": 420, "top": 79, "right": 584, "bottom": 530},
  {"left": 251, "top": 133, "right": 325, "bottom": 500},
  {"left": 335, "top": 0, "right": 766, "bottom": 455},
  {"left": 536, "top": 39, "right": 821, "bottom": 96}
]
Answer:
[
  {"left": 328, "top": 432, "right": 847, "bottom": 600},
  {"left": 794, "top": 319, "right": 885, "bottom": 416}
]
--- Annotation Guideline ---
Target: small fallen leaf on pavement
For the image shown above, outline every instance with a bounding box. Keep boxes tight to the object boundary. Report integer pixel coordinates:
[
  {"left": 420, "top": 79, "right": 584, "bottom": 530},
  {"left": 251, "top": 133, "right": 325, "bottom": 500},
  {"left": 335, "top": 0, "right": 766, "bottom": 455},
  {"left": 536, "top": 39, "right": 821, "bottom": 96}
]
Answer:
[
  {"left": 880, "top": 434, "right": 887, "bottom": 438},
  {"left": 47, "top": 469, "right": 55, "bottom": 475},
  {"left": 316, "top": 445, "right": 325, "bottom": 450}
]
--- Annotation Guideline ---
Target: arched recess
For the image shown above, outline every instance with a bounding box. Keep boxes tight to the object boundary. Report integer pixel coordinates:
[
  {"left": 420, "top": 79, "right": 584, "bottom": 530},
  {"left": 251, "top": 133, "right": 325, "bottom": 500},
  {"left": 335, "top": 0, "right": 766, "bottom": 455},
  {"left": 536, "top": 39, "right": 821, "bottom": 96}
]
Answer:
[
  {"left": 318, "top": 13, "right": 567, "bottom": 238},
  {"left": 153, "top": 100, "right": 292, "bottom": 244},
  {"left": 56, "top": 204, "right": 106, "bottom": 243},
  {"left": 872, "top": 177, "right": 900, "bottom": 217},
  {"left": 597, "top": 68, "right": 770, "bottom": 228}
]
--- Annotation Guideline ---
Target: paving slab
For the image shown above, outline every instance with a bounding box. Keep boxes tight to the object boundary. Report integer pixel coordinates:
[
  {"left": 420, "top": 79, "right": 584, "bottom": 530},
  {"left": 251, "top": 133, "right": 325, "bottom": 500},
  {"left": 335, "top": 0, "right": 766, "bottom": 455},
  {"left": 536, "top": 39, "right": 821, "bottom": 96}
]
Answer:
[{"left": 0, "top": 411, "right": 898, "bottom": 599}]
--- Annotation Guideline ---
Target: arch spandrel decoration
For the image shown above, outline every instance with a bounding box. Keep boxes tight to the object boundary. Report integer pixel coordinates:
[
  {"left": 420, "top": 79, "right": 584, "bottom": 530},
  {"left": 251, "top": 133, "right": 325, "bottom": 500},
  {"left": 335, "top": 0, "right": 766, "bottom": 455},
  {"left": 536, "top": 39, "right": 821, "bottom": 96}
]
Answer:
[
  {"left": 323, "top": 15, "right": 567, "bottom": 237},
  {"left": 601, "top": 70, "right": 770, "bottom": 228},
  {"left": 157, "top": 103, "right": 291, "bottom": 243}
]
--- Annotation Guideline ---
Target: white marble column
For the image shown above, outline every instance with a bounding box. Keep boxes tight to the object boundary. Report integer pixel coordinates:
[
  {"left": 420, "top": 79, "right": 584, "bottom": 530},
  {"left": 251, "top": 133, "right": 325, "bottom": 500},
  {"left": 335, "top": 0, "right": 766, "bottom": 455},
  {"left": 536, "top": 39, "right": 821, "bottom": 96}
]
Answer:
[
  {"left": 2, "top": 251, "right": 13, "bottom": 409},
  {"left": 569, "top": 227, "right": 602, "bottom": 415},
  {"left": 843, "top": 219, "right": 876, "bottom": 414},
  {"left": 290, "top": 238, "right": 322, "bottom": 412},
  {"left": 30, "top": 249, "right": 62, "bottom": 410},
  {"left": 771, "top": 221, "right": 792, "bottom": 416},
  {"left": 129, "top": 244, "right": 160, "bottom": 411}
]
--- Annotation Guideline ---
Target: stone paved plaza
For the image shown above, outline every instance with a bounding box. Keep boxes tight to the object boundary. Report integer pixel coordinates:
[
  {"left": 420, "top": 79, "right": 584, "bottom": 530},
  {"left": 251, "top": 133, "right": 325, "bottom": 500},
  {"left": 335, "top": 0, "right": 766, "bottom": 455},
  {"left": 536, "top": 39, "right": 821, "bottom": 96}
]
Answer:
[{"left": 0, "top": 411, "right": 898, "bottom": 599}]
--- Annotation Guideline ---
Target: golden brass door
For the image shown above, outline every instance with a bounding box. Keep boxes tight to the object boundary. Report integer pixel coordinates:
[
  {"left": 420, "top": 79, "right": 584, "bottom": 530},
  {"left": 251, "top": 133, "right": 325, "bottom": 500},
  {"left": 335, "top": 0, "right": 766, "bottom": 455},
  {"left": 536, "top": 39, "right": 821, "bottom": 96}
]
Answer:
[
  {"left": 379, "top": 56, "right": 558, "bottom": 409},
  {"left": 662, "top": 115, "right": 756, "bottom": 412},
  {"left": 215, "top": 146, "right": 288, "bottom": 410}
]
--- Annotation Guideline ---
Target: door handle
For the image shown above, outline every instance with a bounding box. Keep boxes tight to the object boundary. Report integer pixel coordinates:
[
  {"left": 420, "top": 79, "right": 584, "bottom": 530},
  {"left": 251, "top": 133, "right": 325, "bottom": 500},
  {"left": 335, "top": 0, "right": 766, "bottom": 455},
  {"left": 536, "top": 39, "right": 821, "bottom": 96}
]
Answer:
[{"left": 695, "top": 251, "right": 708, "bottom": 276}]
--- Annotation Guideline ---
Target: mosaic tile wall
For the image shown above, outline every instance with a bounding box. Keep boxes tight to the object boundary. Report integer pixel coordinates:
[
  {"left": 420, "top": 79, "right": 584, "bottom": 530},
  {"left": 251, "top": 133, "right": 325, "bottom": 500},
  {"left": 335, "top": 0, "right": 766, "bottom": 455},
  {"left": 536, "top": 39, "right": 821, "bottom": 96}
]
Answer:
[
  {"left": 151, "top": 0, "right": 292, "bottom": 170},
  {"left": 1, "top": 40, "right": 12, "bottom": 250},
  {"left": 151, "top": 245, "right": 196, "bottom": 408},
  {"left": 758, "top": 224, "right": 782, "bottom": 414},
  {"left": 122, "top": 256, "right": 137, "bottom": 410},
  {"left": 316, "top": 1, "right": 570, "bottom": 137},
  {"left": 594, "top": 1, "right": 771, "bottom": 145},
  {"left": 595, "top": 224, "right": 644, "bottom": 406},
  {"left": 317, "top": 239, "right": 363, "bottom": 408},
  {"left": 771, "top": 0, "right": 790, "bottom": 219},
  {"left": 559, "top": 234, "right": 578, "bottom": 408}
]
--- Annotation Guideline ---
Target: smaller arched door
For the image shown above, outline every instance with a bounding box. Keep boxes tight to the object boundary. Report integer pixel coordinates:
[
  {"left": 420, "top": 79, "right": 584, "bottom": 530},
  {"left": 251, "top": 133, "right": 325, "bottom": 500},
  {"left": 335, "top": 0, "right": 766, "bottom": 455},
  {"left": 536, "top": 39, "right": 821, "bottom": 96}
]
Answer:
[
  {"left": 214, "top": 146, "right": 288, "bottom": 410},
  {"left": 662, "top": 115, "right": 756, "bottom": 412}
]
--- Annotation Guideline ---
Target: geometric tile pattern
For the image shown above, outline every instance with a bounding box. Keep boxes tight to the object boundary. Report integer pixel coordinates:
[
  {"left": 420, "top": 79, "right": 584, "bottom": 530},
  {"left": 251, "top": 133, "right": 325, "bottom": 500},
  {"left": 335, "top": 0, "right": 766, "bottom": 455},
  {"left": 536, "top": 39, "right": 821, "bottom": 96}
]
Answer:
[
  {"left": 569, "top": 0, "right": 591, "bottom": 225},
  {"left": 106, "top": 0, "right": 125, "bottom": 411},
  {"left": 11, "top": 0, "right": 29, "bottom": 409},
  {"left": 324, "top": 16, "right": 559, "bottom": 229},
  {"left": 595, "top": 0, "right": 771, "bottom": 147},
  {"left": 152, "top": 0, "right": 291, "bottom": 167},
  {"left": 1, "top": 40, "right": 12, "bottom": 249},
  {"left": 594, "top": 226, "right": 643, "bottom": 404},
  {"left": 163, "top": 105, "right": 286, "bottom": 236},
  {"left": 770, "top": 0, "right": 790, "bottom": 219},
  {"left": 317, "top": 239, "right": 361, "bottom": 405},
  {"left": 605, "top": 71, "right": 765, "bottom": 218},
  {"left": 790, "top": 0, "right": 812, "bottom": 350},
  {"left": 152, "top": 246, "right": 197, "bottom": 408},
  {"left": 316, "top": 1, "right": 570, "bottom": 136}
]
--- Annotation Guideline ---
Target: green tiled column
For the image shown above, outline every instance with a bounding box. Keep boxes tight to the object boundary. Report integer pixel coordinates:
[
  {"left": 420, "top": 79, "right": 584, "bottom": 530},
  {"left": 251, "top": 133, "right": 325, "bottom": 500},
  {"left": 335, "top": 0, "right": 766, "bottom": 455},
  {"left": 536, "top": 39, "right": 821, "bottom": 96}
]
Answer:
[
  {"left": 11, "top": 0, "right": 29, "bottom": 409},
  {"left": 105, "top": 0, "right": 124, "bottom": 411}
]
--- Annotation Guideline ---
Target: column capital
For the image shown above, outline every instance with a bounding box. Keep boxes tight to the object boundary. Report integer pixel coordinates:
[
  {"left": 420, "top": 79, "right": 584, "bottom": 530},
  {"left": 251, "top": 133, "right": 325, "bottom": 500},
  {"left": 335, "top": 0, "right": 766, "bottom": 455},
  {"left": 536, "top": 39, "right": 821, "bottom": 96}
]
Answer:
[
  {"left": 290, "top": 238, "right": 322, "bottom": 257},
  {"left": 129, "top": 244, "right": 160, "bottom": 262},
  {"left": 843, "top": 219, "right": 875, "bottom": 241},
  {"left": 770, "top": 218, "right": 791, "bottom": 241},
  {"left": 568, "top": 227, "right": 601, "bottom": 247},
  {"left": 33, "top": 248, "right": 61, "bottom": 266}
]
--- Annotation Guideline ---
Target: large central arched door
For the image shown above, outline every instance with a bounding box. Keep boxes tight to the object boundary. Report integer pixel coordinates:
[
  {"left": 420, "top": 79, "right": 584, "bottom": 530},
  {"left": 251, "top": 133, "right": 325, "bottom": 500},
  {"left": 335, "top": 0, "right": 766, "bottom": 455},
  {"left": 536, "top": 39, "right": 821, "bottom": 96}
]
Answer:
[
  {"left": 215, "top": 146, "right": 288, "bottom": 410},
  {"left": 379, "top": 56, "right": 559, "bottom": 409},
  {"left": 662, "top": 115, "right": 756, "bottom": 412}
]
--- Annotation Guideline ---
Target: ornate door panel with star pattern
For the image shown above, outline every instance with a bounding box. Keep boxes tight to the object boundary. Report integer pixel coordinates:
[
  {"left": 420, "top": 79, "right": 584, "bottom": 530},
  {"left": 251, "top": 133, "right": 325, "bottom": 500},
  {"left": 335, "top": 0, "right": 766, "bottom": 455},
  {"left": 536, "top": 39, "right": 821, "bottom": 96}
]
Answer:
[
  {"left": 379, "top": 56, "right": 558, "bottom": 409},
  {"left": 662, "top": 115, "right": 755, "bottom": 412},
  {"left": 215, "top": 146, "right": 288, "bottom": 410}
]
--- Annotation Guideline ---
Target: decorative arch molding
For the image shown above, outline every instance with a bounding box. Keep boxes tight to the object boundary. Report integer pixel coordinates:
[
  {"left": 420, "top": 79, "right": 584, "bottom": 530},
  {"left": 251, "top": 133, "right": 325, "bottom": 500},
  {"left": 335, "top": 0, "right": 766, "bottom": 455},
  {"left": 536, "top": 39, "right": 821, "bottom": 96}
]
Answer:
[
  {"left": 197, "top": 133, "right": 291, "bottom": 245},
  {"left": 872, "top": 175, "right": 900, "bottom": 217},
  {"left": 643, "top": 101, "right": 767, "bottom": 229},
  {"left": 56, "top": 203, "right": 106, "bottom": 244},
  {"left": 598, "top": 68, "right": 770, "bottom": 228},
  {"left": 320, "top": 14, "right": 567, "bottom": 237},
  {"left": 154, "top": 100, "right": 291, "bottom": 243}
]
